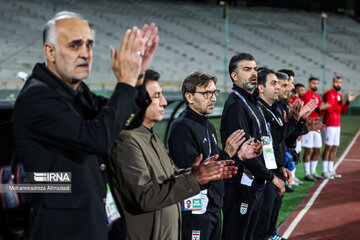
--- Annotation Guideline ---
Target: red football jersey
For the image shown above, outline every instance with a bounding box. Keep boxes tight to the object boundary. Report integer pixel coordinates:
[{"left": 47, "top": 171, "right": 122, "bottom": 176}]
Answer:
[
  {"left": 322, "top": 88, "right": 349, "bottom": 127},
  {"left": 302, "top": 90, "right": 322, "bottom": 120}
]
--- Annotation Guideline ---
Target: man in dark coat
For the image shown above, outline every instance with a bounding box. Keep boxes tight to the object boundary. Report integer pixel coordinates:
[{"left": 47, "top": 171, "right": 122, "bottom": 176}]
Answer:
[{"left": 13, "top": 11, "right": 158, "bottom": 240}]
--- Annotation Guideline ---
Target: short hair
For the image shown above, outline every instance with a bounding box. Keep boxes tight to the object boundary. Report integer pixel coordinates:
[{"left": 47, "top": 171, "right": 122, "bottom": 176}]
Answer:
[
  {"left": 308, "top": 77, "right": 319, "bottom": 82},
  {"left": 278, "top": 69, "right": 295, "bottom": 78},
  {"left": 228, "top": 53, "right": 255, "bottom": 82},
  {"left": 43, "top": 11, "right": 87, "bottom": 46},
  {"left": 294, "top": 83, "right": 305, "bottom": 89},
  {"left": 275, "top": 72, "right": 289, "bottom": 81},
  {"left": 333, "top": 76, "right": 342, "bottom": 82},
  {"left": 182, "top": 72, "right": 217, "bottom": 105},
  {"left": 257, "top": 68, "right": 275, "bottom": 88},
  {"left": 257, "top": 67, "right": 268, "bottom": 73},
  {"left": 144, "top": 69, "right": 160, "bottom": 84}
]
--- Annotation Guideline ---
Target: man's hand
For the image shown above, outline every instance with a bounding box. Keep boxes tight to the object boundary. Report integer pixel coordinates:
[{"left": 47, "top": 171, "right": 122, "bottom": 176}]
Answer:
[
  {"left": 139, "top": 23, "right": 159, "bottom": 84},
  {"left": 347, "top": 92, "right": 358, "bottom": 102},
  {"left": 305, "top": 118, "right": 325, "bottom": 132},
  {"left": 300, "top": 99, "right": 318, "bottom": 119},
  {"left": 340, "top": 90, "right": 345, "bottom": 103},
  {"left": 191, "top": 154, "right": 238, "bottom": 186},
  {"left": 279, "top": 167, "right": 292, "bottom": 186},
  {"left": 271, "top": 175, "right": 285, "bottom": 196},
  {"left": 288, "top": 99, "right": 302, "bottom": 121},
  {"left": 283, "top": 110, "right": 288, "bottom": 123},
  {"left": 237, "top": 138, "right": 263, "bottom": 161},
  {"left": 110, "top": 27, "right": 144, "bottom": 87},
  {"left": 224, "top": 129, "right": 246, "bottom": 158},
  {"left": 319, "top": 101, "right": 332, "bottom": 111}
]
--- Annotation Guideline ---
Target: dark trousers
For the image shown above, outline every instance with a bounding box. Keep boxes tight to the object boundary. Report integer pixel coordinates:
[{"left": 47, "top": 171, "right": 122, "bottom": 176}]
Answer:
[
  {"left": 222, "top": 184, "right": 264, "bottom": 240},
  {"left": 182, "top": 210, "right": 221, "bottom": 240},
  {"left": 254, "top": 180, "right": 283, "bottom": 240}
]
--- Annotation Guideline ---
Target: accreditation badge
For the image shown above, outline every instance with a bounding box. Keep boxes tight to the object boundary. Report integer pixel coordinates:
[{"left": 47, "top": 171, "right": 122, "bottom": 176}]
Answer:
[
  {"left": 261, "top": 136, "right": 278, "bottom": 169},
  {"left": 105, "top": 183, "right": 121, "bottom": 224},
  {"left": 183, "top": 192, "right": 202, "bottom": 211}
]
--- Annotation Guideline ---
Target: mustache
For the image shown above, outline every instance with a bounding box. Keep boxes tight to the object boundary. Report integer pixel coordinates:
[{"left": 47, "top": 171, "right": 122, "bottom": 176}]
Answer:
[{"left": 76, "top": 60, "right": 90, "bottom": 66}]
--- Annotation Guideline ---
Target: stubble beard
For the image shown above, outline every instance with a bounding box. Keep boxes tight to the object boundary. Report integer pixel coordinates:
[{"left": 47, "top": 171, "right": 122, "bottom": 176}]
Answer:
[
  {"left": 244, "top": 81, "right": 257, "bottom": 91},
  {"left": 334, "top": 86, "right": 341, "bottom": 91}
]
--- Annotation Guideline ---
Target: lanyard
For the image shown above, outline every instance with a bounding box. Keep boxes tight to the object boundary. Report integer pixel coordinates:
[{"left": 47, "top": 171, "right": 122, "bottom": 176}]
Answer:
[
  {"left": 232, "top": 90, "right": 270, "bottom": 136},
  {"left": 257, "top": 101, "right": 284, "bottom": 127}
]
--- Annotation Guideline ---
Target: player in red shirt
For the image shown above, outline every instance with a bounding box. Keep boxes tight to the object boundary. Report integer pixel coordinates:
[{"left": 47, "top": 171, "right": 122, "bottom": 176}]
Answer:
[
  {"left": 301, "top": 77, "right": 331, "bottom": 181},
  {"left": 321, "top": 76, "right": 358, "bottom": 178},
  {"left": 290, "top": 83, "right": 305, "bottom": 105}
]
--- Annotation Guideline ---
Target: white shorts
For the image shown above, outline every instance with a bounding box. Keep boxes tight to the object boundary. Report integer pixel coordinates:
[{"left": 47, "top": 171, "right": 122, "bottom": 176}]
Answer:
[
  {"left": 322, "top": 126, "right": 341, "bottom": 146},
  {"left": 302, "top": 131, "right": 322, "bottom": 148},
  {"left": 295, "top": 139, "right": 302, "bottom": 153}
]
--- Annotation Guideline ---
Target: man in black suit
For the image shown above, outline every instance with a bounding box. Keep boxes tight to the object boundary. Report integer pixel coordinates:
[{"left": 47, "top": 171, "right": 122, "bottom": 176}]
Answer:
[{"left": 13, "top": 11, "right": 158, "bottom": 240}]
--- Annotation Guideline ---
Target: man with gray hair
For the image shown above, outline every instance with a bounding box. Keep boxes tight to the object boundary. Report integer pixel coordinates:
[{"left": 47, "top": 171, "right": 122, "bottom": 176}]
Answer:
[{"left": 13, "top": 11, "right": 158, "bottom": 240}]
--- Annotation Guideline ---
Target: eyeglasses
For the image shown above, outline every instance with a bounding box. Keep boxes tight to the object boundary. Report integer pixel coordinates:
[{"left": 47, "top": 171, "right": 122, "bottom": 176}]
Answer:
[{"left": 194, "top": 90, "right": 220, "bottom": 99}]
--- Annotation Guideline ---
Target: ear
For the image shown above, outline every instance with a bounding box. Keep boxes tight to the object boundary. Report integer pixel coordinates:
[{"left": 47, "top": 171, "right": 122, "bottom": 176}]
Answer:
[
  {"left": 258, "top": 84, "right": 264, "bottom": 94},
  {"left": 44, "top": 43, "right": 56, "bottom": 62},
  {"left": 185, "top": 92, "right": 194, "bottom": 105},
  {"left": 231, "top": 72, "right": 237, "bottom": 83}
]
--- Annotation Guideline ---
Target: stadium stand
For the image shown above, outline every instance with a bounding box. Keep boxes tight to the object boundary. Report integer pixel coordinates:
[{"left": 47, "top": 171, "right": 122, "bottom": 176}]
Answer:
[{"left": 0, "top": 0, "right": 359, "bottom": 93}]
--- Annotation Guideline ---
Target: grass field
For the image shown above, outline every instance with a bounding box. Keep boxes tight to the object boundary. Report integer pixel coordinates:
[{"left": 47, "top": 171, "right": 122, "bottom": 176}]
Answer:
[{"left": 155, "top": 114, "right": 360, "bottom": 228}]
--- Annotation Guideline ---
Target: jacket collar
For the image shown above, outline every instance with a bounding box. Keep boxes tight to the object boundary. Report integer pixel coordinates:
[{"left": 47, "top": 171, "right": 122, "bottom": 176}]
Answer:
[
  {"left": 258, "top": 98, "right": 283, "bottom": 117},
  {"left": 182, "top": 106, "right": 208, "bottom": 124},
  {"left": 258, "top": 97, "right": 271, "bottom": 108},
  {"left": 32, "top": 63, "right": 82, "bottom": 97},
  {"left": 134, "top": 125, "right": 157, "bottom": 142},
  {"left": 31, "top": 63, "right": 100, "bottom": 119}
]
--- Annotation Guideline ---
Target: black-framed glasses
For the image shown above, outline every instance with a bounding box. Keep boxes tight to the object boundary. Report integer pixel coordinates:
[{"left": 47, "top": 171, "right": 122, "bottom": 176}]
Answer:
[{"left": 194, "top": 90, "right": 220, "bottom": 99}]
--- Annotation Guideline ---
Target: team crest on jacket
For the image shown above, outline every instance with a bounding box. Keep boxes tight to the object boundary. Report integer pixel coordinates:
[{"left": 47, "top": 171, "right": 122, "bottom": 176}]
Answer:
[
  {"left": 240, "top": 203, "right": 248, "bottom": 215},
  {"left": 192, "top": 230, "right": 200, "bottom": 240}
]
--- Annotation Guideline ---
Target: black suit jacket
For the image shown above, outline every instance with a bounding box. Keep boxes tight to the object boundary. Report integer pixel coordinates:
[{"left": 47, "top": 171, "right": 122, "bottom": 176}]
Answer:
[{"left": 13, "top": 63, "right": 149, "bottom": 240}]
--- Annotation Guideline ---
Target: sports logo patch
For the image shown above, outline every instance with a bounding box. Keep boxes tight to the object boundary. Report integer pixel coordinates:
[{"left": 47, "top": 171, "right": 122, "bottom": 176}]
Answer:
[
  {"left": 240, "top": 203, "right": 248, "bottom": 215},
  {"left": 192, "top": 230, "right": 200, "bottom": 240}
]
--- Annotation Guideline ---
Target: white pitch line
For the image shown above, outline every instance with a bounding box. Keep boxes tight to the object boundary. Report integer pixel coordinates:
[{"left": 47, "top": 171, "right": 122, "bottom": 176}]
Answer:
[
  {"left": 343, "top": 158, "right": 360, "bottom": 162},
  {"left": 283, "top": 129, "right": 360, "bottom": 239}
]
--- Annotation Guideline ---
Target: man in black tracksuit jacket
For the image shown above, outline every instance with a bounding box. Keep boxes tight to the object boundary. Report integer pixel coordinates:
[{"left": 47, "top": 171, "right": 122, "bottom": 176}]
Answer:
[
  {"left": 255, "top": 70, "right": 320, "bottom": 240},
  {"left": 169, "top": 72, "right": 258, "bottom": 240},
  {"left": 254, "top": 69, "right": 299, "bottom": 240},
  {"left": 220, "top": 53, "right": 285, "bottom": 240},
  {"left": 169, "top": 106, "right": 226, "bottom": 240}
]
